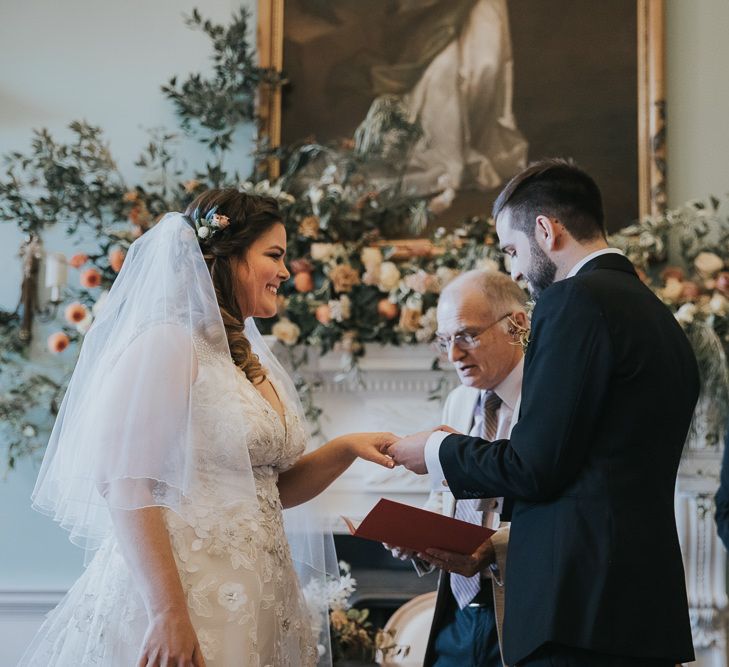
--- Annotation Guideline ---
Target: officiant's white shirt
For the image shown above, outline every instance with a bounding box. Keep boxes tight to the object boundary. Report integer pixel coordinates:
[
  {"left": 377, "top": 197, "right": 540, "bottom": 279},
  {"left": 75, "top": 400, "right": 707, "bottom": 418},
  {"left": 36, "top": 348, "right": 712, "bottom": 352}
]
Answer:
[{"left": 425, "top": 358, "right": 523, "bottom": 495}]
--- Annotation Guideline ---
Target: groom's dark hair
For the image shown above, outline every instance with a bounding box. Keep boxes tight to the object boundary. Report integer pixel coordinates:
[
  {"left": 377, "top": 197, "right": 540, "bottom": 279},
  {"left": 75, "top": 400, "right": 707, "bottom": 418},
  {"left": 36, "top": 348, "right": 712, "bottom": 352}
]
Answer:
[{"left": 492, "top": 158, "right": 606, "bottom": 241}]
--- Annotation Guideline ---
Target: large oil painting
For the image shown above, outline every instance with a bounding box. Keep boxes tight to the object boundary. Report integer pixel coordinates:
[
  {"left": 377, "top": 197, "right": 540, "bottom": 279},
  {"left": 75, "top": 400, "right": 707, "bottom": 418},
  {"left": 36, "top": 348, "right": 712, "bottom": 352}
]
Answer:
[{"left": 258, "top": 0, "right": 665, "bottom": 233}]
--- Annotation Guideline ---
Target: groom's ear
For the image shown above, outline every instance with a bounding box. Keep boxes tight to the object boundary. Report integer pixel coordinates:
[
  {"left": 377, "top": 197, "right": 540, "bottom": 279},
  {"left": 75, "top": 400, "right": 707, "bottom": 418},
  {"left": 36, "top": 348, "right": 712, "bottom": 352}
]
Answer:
[{"left": 535, "top": 215, "right": 560, "bottom": 251}]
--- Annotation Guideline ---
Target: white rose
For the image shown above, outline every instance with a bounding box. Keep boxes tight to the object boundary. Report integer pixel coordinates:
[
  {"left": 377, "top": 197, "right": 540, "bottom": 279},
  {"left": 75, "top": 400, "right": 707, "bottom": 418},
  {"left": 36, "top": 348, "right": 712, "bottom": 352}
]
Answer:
[
  {"left": 197, "top": 226, "right": 210, "bottom": 239},
  {"left": 694, "top": 252, "right": 724, "bottom": 279},
  {"left": 22, "top": 425, "right": 37, "bottom": 438},
  {"left": 377, "top": 261, "right": 401, "bottom": 292},
  {"left": 329, "top": 296, "right": 351, "bottom": 322},
  {"left": 675, "top": 303, "right": 698, "bottom": 325},
  {"left": 415, "top": 307, "right": 438, "bottom": 342},
  {"left": 638, "top": 231, "right": 656, "bottom": 248},
  {"left": 360, "top": 247, "right": 383, "bottom": 271},
  {"left": 709, "top": 292, "right": 729, "bottom": 315},
  {"left": 310, "top": 243, "right": 336, "bottom": 262},
  {"left": 272, "top": 318, "right": 300, "bottom": 346}
]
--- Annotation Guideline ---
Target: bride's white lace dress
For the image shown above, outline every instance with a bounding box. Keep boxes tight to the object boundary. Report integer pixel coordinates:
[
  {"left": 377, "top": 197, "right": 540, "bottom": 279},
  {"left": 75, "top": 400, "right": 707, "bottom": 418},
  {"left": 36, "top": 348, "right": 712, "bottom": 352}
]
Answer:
[{"left": 19, "top": 336, "right": 319, "bottom": 667}]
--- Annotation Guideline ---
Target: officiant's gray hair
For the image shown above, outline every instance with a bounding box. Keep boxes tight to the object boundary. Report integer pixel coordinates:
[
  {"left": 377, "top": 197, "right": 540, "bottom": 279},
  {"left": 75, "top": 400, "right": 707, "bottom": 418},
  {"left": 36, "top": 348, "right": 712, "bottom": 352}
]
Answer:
[{"left": 442, "top": 269, "right": 527, "bottom": 317}]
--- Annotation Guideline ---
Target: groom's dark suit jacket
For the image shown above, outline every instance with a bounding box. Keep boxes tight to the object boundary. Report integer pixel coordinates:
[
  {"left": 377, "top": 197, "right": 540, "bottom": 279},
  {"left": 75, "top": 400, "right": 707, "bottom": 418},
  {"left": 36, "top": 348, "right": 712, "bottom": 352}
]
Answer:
[{"left": 439, "top": 253, "right": 699, "bottom": 665}]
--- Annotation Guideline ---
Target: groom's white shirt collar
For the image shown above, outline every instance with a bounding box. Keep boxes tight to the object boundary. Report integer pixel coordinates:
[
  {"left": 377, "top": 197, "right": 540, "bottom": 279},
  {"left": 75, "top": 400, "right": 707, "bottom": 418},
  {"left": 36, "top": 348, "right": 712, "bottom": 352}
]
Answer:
[{"left": 566, "top": 248, "right": 624, "bottom": 279}]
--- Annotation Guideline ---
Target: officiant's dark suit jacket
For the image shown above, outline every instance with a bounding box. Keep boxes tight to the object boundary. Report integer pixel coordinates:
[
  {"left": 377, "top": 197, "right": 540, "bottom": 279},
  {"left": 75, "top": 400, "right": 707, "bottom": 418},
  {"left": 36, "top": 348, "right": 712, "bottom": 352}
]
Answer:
[{"left": 439, "top": 253, "right": 699, "bottom": 665}]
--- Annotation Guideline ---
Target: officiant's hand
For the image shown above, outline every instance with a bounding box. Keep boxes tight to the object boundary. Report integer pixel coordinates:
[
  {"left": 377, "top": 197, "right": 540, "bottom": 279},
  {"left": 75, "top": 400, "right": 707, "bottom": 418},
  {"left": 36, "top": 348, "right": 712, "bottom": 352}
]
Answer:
[
  {"left": 417, "top": 538, "right": 495, "bottom": 578},
  {"left": 387, "top": 425, "right": 460, "bottom": 474}
]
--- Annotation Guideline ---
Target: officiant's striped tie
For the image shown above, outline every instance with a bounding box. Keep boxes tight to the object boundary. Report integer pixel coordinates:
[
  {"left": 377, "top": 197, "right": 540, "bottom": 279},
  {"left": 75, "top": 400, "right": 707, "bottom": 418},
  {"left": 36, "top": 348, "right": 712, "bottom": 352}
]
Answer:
[{"left": 451, "top": 390, "right": 501, "bottom": 609}]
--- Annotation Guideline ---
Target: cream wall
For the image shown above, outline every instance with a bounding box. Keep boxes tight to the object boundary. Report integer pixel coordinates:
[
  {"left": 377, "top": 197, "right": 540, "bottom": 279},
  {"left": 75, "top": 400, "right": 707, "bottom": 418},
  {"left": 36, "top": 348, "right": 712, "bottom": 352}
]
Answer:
[
  {"left": 0, "top": 0, "right": 727, "bottom": 639},
  {"left": 666, "top": 0, "right": 729, "bottom": 206}
]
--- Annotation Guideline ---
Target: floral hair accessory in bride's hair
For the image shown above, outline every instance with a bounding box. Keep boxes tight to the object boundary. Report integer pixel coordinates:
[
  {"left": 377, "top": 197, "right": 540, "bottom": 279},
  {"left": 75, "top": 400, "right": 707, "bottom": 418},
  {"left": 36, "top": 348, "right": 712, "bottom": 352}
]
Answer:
[{"left": 189, "top": 206, "right": 231, "bottom": 240}]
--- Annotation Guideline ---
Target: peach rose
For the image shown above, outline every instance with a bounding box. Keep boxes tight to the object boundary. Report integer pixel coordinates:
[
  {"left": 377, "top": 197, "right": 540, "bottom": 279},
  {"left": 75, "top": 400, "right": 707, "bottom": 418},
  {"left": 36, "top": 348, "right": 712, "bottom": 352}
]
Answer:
[
  {"left": 290, "top": 258, "right": 314, "bottom": 274},
  {"left": 298, "top": 216, "right": 320, "bottom": 239},
  {"left": 404, "top": 270, "right": 439, "bottom": 294},
  {"left": 377, "top": 299, "right": 399, "bottom": 320},
  {"left": 129, "top": 202, "right": 152, "bottom": 228},
  {"left": 64, "top": 302, "right": 88, "bottom": 325},
  {"left": 681, "top": 281, "right": 701, "bottom": 300},
  {"left": 294, "top": 272, "right": 314, "bottom": 293},
  {"left": 211, "top": 214, "right": 230, "bottom": 229},
  {"left": 75, "top": 311, "right": 94, "bottom": 335},
  {"left": 315, "top": 304, "right": 332, "bottom": 325},
  {"left": 47, "top": 332, "right": 70, "bottom": 353},
  {"left": 109, "top": 249, "right": 125, "bottom": 273},
  {"left": 715, "top": 272, "right": 729, "bottom": 295},
  {"left": 80, "top": 268, "right": 102, "bottom": 288},
  {"left": 122, "top": 190, "right": 139, "bottom": 203},
  {"left": 329, "top": 264, "right": 360, "bottom": 293},
  {"left": 662, "top": 277, "right": 684, "bottom": 302},
  {"left": 660, "top": 266, "right": 685, "bottom": 282},
  {"left": 183, "top": 179, "right": 201, "bottom": 193},
  {"left": 399, "top": 307, "right": 422, "bottom": 333},
  {"left": 69, "top": 253, "right": 88, "bottom": 269}
]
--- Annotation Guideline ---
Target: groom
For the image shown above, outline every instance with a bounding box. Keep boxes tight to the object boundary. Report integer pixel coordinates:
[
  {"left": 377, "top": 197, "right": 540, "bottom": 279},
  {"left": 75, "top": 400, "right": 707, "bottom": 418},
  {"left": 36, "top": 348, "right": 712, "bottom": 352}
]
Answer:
[{"left": 389, "top": 159, "right": 699, "bottom": 666}]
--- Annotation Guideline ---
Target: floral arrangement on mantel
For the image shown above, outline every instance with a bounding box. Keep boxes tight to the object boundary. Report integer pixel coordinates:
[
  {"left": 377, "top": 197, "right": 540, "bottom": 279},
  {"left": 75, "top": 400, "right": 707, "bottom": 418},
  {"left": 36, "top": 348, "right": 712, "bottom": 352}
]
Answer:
[
  {"left": 1, "top": 5, "right": 728, "bottom": 472},
  {"left": 0, "top": 6, "right": 502, "bottom": 470},
  {"left": 303, "top": 561, "right": 409, "bottom": 664},
  {"left": 610, "top": 196, "right": 729, "bottom": 447}
]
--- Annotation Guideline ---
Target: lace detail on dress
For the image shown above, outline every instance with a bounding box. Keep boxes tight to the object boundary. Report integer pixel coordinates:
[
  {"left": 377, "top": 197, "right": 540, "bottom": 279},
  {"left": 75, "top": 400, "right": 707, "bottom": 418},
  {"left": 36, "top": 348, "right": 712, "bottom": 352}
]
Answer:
[{"left": 19, "top": 338, "right": 317, "bottom": 667}]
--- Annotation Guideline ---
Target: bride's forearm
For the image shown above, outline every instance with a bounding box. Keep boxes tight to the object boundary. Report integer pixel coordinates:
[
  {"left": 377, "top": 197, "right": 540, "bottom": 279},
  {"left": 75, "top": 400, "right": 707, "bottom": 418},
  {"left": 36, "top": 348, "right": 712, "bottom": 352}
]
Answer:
[
  {"left": 109, "top": 505, "right": 188, "bottom": 617},
  {"left": 277, "top": 436, "right": 354, "bottom": 508}
]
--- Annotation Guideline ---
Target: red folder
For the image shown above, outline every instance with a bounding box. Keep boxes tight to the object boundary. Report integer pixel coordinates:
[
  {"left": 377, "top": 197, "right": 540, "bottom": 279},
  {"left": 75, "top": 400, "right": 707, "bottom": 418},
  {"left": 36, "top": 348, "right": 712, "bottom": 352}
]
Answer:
[{"left": 343, "top": 498, "right": 495, "bottom": 555}]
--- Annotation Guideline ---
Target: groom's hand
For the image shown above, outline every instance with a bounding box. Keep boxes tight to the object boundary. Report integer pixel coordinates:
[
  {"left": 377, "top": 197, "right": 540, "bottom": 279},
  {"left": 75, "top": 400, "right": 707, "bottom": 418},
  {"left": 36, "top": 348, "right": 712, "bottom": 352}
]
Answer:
[
  {"left": 387, "top": 425, "right": 460, "bottom": 474},
  {"left": 386, "top": 430, "right": 431, "bottom": 473}
]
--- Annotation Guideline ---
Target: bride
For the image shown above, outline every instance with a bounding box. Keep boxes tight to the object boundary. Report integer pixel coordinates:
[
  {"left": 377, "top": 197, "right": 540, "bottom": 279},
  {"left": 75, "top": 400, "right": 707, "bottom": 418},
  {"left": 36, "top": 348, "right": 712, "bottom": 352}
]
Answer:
[{"left": 19, "top": 189, "right": 398, "bottom": 666}]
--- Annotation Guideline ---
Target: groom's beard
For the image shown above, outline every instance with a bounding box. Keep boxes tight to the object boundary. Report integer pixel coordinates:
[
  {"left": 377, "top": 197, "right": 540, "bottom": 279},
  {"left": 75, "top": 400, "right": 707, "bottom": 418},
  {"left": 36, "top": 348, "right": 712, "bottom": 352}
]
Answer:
[{"left": 526, "top": 239, "right": 557, "bottom": 299}]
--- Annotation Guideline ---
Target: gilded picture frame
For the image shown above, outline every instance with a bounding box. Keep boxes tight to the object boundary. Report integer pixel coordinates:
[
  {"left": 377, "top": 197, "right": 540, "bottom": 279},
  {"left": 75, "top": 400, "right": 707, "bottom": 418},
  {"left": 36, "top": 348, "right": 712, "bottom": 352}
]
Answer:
[{"left": 257, "top": 0, "right": 666, "bottom": 232}]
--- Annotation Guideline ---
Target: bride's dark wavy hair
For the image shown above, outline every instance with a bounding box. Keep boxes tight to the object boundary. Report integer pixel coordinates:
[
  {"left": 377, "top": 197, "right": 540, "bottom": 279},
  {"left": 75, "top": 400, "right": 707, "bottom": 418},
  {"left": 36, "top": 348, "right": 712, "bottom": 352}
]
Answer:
[{"left": 184, "top": 188, "right": 282, "bottom": 385}]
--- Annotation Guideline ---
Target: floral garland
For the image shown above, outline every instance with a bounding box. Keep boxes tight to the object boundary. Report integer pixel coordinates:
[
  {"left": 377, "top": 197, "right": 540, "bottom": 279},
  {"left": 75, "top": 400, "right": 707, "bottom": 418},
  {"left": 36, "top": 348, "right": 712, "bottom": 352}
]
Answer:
[
  {"left": 609, "top": 196, "right": 729, "bottom": 335},
  {"left": 2, "top": 4, "right": 728, "bottom": 472}
]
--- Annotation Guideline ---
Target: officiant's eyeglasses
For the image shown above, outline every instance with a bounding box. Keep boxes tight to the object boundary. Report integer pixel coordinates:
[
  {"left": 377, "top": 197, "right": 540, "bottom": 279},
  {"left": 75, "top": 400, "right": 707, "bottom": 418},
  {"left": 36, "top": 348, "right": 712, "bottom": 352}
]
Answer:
[{"left": 433, "top": 314, "right": 511, "bottom": 355}]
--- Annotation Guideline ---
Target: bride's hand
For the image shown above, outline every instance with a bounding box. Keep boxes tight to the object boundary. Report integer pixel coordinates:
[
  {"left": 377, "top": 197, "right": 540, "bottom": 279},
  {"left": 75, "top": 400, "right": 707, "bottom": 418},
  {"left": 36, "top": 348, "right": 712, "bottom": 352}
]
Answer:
[
  {"left": 343, "top": 432, "right": 399, "bottom": 468},
  {"left": 137, "top": 609, "right": 206, "bottom": 667}
]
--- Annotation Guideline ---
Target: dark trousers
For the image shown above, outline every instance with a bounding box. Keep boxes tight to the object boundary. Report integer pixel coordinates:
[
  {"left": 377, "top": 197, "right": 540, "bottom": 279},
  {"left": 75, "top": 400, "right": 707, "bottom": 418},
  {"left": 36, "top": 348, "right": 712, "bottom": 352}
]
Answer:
[
  {"left": 518, "top": 643, "right": 676, "bottom": 667},
  {"left": 432, "top": 599, "right": 501, "bottom": 667}
]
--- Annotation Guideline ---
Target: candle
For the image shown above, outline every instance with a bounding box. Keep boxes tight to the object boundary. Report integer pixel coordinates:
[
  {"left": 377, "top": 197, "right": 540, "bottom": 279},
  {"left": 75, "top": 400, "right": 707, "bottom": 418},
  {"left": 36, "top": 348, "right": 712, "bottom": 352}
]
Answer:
[{"left": 45, "top": 252, "right": 68, "bottom": 303}]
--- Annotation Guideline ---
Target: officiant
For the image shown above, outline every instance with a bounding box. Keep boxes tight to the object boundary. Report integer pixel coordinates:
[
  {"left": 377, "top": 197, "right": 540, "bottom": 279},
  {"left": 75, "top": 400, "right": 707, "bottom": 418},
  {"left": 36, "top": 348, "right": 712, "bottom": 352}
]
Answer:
[{"left": 388, "top": 269, "right": 528, "bottom": 667}]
